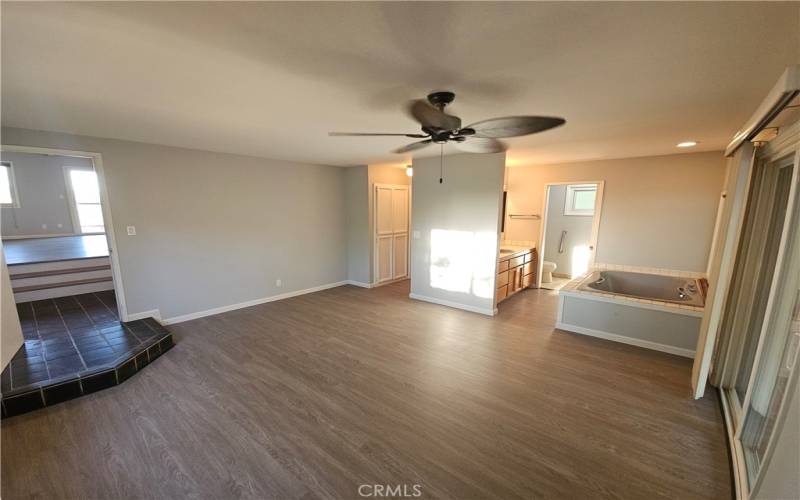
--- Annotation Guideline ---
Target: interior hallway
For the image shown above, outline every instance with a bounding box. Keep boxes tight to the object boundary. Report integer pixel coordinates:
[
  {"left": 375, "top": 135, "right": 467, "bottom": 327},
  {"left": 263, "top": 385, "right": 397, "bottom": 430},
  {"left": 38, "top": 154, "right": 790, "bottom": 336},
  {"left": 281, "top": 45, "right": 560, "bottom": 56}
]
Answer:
[{"left": 0, "top": 281, "right": 731, "bottom": 499}]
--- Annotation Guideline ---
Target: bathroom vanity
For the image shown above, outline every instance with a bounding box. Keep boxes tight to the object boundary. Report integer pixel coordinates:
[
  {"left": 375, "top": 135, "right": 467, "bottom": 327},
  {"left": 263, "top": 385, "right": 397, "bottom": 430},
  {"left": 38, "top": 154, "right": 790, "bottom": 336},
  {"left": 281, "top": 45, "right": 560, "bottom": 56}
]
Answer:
[{"left": 496, "top": 246, "right": 538, "bottom": 303}]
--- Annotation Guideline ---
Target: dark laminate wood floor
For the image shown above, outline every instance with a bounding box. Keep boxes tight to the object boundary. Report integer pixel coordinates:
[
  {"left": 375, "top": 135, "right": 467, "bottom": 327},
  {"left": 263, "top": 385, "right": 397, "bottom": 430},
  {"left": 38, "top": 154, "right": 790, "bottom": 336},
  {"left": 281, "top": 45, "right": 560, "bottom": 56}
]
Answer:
[{"left": 1, "top": 281, "right": 731, "bottom": 499}]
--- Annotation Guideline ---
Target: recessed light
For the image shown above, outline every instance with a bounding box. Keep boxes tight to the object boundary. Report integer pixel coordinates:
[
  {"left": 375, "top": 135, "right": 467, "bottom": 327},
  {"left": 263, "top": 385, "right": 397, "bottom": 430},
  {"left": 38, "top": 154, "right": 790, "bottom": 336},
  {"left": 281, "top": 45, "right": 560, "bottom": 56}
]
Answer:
[
  {"left": 405, "top": 166, "right": 414, "bottom": 177},
  {"left": 677, "top": 141, "right": 698, "bottom": 148}
]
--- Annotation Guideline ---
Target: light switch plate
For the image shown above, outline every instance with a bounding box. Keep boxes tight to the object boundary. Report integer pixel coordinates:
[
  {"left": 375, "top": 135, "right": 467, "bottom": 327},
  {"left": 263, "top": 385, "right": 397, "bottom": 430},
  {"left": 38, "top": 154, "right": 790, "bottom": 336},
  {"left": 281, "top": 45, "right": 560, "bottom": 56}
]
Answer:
[
  {"left": 413, "top": 230, "right": 421, "bottom": 239},
  {"left": 126, "top": 226, "right": 136, "bottom": 235}
]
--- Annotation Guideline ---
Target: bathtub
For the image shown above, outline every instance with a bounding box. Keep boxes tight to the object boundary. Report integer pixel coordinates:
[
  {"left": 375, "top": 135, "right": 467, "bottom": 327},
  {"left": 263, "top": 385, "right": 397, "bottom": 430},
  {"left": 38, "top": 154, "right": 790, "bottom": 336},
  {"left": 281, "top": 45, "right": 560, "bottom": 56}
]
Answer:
[
  {"left": 556, "top": 270, "right": 705, "bottom": 358},
  {"left": 577, "top": 270, "right": 705, "bottom": 307}
]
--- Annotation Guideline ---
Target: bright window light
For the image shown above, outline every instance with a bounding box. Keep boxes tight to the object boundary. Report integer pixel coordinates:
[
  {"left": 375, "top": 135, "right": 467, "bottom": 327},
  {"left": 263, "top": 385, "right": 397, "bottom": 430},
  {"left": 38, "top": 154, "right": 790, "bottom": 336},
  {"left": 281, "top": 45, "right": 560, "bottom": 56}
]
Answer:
[
  {"left": 69, "top": 169, "right": 105, "bottom": 233},
  {"left": 571, "top": 245, "right": 591, "bottom": 278},
  {"left": 0, "top": 161, "right": 19, "bottom": 207},
  {"left": 430, "top": 229, "right": 496, "bottom": 299}
]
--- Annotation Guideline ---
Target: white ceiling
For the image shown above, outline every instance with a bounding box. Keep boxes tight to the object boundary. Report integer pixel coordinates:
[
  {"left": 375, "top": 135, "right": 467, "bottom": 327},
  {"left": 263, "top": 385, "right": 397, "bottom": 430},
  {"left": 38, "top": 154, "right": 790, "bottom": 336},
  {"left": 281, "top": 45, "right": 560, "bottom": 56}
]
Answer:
[{"left": 2, "top": 2, "right": 798, "bottom": 167}]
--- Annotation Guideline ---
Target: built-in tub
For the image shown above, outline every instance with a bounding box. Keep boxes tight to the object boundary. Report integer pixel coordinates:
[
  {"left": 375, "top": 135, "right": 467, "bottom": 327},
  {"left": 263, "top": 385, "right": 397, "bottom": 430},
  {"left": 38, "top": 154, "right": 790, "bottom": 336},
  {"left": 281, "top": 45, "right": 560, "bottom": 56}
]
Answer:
[
  {"left": 556, "top": 271, "right": 705, "bottom": 358},
  {"left": 578, "top": 270, "right": 705, "bottom": 307}
]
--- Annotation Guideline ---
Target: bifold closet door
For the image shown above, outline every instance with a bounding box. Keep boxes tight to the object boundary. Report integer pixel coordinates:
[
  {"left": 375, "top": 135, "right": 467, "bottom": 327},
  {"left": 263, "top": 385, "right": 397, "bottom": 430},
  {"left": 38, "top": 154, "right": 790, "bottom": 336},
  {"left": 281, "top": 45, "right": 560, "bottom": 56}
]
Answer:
[{"left": 374, "top": 185, "right": 409, "bottom": 284}]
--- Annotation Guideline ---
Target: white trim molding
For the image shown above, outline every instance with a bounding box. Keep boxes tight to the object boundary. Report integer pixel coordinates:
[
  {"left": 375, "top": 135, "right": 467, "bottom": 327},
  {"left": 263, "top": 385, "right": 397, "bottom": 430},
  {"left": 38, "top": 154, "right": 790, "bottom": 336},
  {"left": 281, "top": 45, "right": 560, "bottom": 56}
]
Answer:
[
  {"left": 162, "top": 281, "right": 349, "bottom": 325},
  {"left": 126, "top": 309, "right": 162, "bottom": 322},
  {"left": 555, "top": 321, "right": 696, "bottom": 358},
  {"left": 408, "top": 293, "right": 497, "bottom": 316},
  {"left": 345, "top": 280, "right": 373, "bottom": 288}
]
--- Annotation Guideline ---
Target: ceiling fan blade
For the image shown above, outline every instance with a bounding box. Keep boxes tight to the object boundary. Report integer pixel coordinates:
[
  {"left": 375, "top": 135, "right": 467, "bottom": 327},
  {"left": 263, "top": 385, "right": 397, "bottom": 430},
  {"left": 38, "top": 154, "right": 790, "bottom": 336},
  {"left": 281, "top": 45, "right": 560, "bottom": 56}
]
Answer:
[
  {"left": 329, "top": 132, "right": 428, "bottom": 138},
  {"left": 454, "top": 137, "right": 507, "bottom": 154},
  {"left": 465, "top": 116, "right": 565, "bottom": 138},
  {"left": 393, "top": 139, "right": 433, "bottom": 154},
  {"left": 406, "top": 100, "right": 461, "bottom": 131}
]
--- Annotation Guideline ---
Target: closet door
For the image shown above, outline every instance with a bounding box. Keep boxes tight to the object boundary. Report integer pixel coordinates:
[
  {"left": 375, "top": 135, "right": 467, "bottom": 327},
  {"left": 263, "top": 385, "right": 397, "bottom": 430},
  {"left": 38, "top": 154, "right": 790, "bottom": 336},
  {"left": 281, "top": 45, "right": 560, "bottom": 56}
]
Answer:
[
  {"left": 375, "top": 185, "right": 395, "bottom": 283},
  {"left": 374, "top": 184, "right": 410, "bottom": 284},
  {"left": 391, "top": 187, "right": 409, "bottom": 280}
]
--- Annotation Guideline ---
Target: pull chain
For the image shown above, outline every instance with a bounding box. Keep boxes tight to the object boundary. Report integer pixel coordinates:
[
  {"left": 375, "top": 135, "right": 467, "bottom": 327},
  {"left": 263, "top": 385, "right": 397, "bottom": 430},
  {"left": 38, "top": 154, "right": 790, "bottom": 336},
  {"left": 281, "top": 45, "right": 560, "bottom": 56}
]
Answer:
[{"left": 439, "top": 144, "right": 444, "bottom": 184}]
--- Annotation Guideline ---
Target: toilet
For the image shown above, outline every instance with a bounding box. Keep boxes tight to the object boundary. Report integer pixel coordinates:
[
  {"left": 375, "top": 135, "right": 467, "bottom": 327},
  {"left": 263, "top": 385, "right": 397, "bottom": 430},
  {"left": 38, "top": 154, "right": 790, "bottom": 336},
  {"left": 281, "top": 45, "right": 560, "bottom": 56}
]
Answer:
[{"left": 541, "top": 261, "right": 557, "bottom": 283}]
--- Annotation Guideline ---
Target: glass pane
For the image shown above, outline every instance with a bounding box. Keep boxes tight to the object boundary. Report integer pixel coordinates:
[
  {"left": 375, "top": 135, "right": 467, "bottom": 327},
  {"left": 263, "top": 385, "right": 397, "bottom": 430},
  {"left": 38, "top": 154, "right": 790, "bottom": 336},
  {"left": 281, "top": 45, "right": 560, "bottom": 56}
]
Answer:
[
  {"left": 77, "top": 203, "right": 104, "bottom": 230},
  {"left": 69, "top": 170, "right": 101, "bottom": 203},
  {"left": 573, "top": 189, "right": 596, "bottom": 211},
  {"left": 0, "top": 165, "right": 13, "bottom": 204},
  {"left": 741, "top": 269, "right": 800, "bottom": 486},
  {"left": 735, "top": 165, "right": 793, "bottom": 401}
]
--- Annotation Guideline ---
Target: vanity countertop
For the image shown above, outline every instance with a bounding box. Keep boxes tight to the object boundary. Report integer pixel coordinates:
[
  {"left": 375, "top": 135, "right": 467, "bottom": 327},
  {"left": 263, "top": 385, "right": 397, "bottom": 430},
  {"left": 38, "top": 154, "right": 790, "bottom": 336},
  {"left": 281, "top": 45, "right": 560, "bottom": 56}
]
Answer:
[{"left": 498, "top": 245, "right": 535, "bottom": 261}]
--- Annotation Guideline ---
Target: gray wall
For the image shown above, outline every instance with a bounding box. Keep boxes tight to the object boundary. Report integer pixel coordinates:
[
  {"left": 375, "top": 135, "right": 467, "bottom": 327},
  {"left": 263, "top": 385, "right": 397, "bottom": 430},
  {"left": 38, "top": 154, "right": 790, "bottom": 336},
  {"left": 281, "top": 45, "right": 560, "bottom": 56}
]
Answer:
[
  {"left": 1, "top": 152, "right": 94, "bottom": 237},
  {"left": 409, "top": 153, "right": 505, "bottom": 315},
  {"left": 1, "top": 246, "right": 23, "bottom": 369},
  {"left": 1, "top": 127, "right": 348, "bottom": 320},
  {"left": 505, "top": 152, "right": 727, "bottom": 272},
  {"left": 344, "top": 166, "right": 369, "bottom": 284},
  {"left": 543, "top": 184, "right": 594, "bottom": 276}
]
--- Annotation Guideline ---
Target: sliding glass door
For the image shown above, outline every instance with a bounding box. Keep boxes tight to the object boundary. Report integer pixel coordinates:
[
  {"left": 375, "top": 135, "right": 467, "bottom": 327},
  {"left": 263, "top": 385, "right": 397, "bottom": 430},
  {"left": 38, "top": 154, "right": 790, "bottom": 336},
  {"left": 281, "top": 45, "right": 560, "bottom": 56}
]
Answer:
[{"left": 713, "top": 142, "right": 800, "bottom": 495}]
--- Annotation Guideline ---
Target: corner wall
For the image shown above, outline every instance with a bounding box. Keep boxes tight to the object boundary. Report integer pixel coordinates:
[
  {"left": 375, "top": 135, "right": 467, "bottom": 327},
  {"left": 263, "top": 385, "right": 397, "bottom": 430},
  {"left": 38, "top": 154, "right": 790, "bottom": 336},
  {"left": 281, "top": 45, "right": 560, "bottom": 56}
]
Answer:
[
  {"left": 409, "top": 153, "right": 505, "bottom": 315},
  {"left": 505, "top": 151, "right": 726, "bottom": 273},
  {"left": 1, "top": 127, "right": 348, "bottom": 321}
]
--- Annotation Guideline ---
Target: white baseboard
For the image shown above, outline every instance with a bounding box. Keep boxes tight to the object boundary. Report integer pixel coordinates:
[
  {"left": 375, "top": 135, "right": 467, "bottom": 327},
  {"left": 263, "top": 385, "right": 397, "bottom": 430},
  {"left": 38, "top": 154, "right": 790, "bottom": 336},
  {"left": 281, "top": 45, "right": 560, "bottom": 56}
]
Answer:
[
  {"left": 345, "top": 280, "right": 373, "bottom": 288},
  {"left": 125, "top": 309, "right": 162, "bottom": 322},
  {"left": 555, "top": 321, "right": 695, "bottom": 358},
  {"left": 408, "top": 293, "right": 496, "bottom": 316},
  {"left": 162, "top": 281, "right": 348, "bottom": 325}
]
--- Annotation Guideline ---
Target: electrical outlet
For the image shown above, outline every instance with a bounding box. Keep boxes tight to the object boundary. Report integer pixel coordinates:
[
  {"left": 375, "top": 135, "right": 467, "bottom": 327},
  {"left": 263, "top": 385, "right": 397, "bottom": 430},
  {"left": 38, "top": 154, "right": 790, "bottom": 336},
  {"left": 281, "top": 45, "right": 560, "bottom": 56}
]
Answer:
[
  {"left": 126, "top": 226, "right": 136, "bottom": 235},
  {"left": 275, "top": 279, "right": 282, "bottom": 287},
  {"left": 57, "top": 223, "right": 63, "bottom": 228},
  {"left": 41, "top": 224, "right": 47, "bottom": 230}
]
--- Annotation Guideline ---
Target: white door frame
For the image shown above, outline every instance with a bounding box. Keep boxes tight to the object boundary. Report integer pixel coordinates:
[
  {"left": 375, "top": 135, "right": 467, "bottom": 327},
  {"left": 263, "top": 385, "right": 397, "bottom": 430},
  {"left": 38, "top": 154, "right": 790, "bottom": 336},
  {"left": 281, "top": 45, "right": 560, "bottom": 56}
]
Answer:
[
  {"left": 536, "top": 180, "right": 605, "bottom": 288},
  {"left": 373, "top": 183, "right": 410, "bottom": 286},
  {"left": 0, "top": 144, "right": 129, "bottom": 321}
]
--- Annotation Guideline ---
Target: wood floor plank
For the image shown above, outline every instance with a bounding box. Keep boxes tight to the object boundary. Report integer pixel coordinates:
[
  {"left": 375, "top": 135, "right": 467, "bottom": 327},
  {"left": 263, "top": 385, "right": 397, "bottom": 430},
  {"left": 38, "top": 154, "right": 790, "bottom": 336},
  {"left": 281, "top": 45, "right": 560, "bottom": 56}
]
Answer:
[{"left": 1, "top": 281, "right": 731, "bottom": 499}]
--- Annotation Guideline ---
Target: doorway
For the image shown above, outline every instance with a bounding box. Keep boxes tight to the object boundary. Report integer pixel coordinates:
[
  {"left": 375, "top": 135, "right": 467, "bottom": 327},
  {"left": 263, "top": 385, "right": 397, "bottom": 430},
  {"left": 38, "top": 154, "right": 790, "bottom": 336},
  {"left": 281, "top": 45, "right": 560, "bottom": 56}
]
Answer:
[
  {"left": 0, "top": 146, "right": 127, "bottom": 319},
  {"left": 537, "top": 181, "right": 604, "bottom": 290},
  {"left": 373, "top": 183, "right": 410, "bottom": 286}
]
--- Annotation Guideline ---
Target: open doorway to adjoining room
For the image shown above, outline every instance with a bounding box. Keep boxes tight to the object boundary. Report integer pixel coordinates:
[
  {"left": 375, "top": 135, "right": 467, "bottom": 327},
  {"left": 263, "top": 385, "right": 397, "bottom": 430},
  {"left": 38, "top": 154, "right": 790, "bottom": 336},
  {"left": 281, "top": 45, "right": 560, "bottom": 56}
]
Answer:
[{"left": 538, "top": 181, "right": 604, "bottom": 290}]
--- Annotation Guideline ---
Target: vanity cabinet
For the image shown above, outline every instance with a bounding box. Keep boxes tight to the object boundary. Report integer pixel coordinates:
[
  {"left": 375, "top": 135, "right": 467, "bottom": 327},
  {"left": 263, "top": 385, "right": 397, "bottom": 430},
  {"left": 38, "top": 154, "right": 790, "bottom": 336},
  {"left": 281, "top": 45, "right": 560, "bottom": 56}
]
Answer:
[{"left": 496, "top": 247, "right": 537, "bottom": 304}]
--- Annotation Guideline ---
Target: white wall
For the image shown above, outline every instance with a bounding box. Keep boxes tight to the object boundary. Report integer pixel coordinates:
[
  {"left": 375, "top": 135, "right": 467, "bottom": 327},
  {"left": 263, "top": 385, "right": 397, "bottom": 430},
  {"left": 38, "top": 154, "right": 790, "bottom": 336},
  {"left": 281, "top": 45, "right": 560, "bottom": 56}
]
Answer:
[
  {"left": 505, "top": 151, "right": 726, "bottom": 273},
  {"left": 409, "top": 153, "right": 505, "bottom": 315},
  {"left": 345, "top": 166, "right": 369, "bottom": 284},
  {"left": 1, "top": 152, "right": 94, "bottom": 237},
  {"left": 543, "top": 184, "right": 594, "bottom": 276},
  {"left": 1, "top": 127, "right": 348, "bottom": 321},
  {"left": 1, "top": 245, "right": 23, "bottom": 369}
]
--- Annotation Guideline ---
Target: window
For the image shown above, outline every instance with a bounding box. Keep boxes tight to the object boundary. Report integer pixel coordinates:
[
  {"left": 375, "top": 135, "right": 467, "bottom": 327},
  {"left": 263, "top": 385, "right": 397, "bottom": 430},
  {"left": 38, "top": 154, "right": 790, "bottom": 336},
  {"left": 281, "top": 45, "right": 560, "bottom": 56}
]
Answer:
[
  {"left": 1, "top": 161, "right": 19, "bottom": 207},
  {"left": 564, "top": 184, "right": 597, "bottom": 216},
  {"left": 67, "top": 169, "right": 105, "bottom": 233}
]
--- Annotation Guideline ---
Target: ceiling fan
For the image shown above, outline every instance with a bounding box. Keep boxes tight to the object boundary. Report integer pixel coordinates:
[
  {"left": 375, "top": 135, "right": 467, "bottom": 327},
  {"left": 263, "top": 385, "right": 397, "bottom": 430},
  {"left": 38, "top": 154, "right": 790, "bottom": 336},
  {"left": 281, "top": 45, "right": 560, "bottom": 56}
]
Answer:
[{"left": 329, "top": 91, "right": 566, "bottom": 154}]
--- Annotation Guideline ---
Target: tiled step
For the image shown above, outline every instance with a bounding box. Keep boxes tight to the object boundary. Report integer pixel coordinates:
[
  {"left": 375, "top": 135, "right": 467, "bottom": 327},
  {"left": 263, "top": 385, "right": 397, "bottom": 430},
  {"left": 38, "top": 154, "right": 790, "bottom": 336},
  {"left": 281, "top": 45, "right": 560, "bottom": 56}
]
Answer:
[{"left": 1, "top": 292, "right": 174, "bottom": 418}]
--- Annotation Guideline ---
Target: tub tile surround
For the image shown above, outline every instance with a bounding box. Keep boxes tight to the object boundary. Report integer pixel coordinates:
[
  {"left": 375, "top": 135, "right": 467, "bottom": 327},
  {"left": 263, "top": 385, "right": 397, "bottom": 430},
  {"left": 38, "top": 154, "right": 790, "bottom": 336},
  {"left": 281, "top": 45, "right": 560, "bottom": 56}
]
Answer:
[
  {"left": 1, "top": 292, "right": 174, "bottom": 418},
  {"left": 559, "top": 266, "right": 705, "bottom": 314},
  {"left": 593, "top": 262, "right": 707, "bottom": 280}
]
